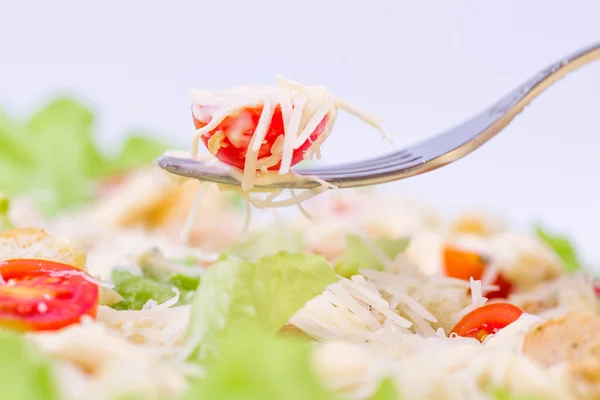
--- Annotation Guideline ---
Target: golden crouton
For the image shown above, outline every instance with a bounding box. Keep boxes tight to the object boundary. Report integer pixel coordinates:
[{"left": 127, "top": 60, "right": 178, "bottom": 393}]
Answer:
[
  {"left": 450, "top": 212, "right": 506, "bottom": 237},
  {"left": 0, "top": 227, "right": 87, "bottom": 269},
  {"left": 88, "top": 167, "right": 184, "bottom": 229}
]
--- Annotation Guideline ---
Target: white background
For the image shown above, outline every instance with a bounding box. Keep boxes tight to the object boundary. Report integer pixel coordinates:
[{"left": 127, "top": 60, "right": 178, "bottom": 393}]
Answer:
[{"left": 1, "top": 1, "right": 600, "bottom": 263}]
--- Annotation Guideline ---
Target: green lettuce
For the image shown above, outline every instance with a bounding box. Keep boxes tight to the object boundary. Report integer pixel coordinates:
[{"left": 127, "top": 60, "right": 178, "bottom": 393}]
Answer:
[
  {"left": 0, "top": 194, "right": 13, "bottom": 231},
  {"left": 334, "top": 234, "right": 410, "bottom": 278},
  {"left": 0, "top": 330, "right": 59, "bottom": 400},
  {"left": 111, "top": 270, "right": 198, "bottom": 310},
  {"left": 186, "top": 252, "right": 339, "bottom": 362},
  {"left": 227, "top": 191, "right": 245, "bottom": 210},
  {"left": 183, "top": 326, "right": 340, "bottom": 400},
  {"left": 226, "top": 229, "right": 306, "bottom": 261},
  {"left": 372, "top": 377, "right": 399, "bottom": 400},
  {"left": 535, "top": 225, "right": 581, "bottom": 273},
  {"left": 491, "top": 387, "right": 547, "bottom": 400},
  {"left": 0, "top": 97, "right": 170, "bottom": 215}
]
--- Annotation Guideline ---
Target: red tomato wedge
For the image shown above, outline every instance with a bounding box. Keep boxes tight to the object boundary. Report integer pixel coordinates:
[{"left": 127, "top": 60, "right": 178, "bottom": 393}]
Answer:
[
  {"left": 0, "top": 259, "right": 99, "bottom": 331},
  {"left": 192, "top": 105, "right": 329, "bottom": 170},
  {"left": 450, "top": 303, "right": 523, "bottom": 342},
  {"left": 443, "top": 246, "right": 512, "bottom": 299}
]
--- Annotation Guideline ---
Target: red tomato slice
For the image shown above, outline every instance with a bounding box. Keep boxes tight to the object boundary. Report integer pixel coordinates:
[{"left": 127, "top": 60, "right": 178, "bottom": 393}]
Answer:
[
  {"left": 443, "top": 246, "right": 512, "bottom": 299},
  {"left": 450, "top": 303, "right": 523, "bottom": 342},
  {"left": 192, "top": 105, "right": 328, "bottom": 170},
  {"left": 0, "top": 259, "right": 99, "bottom": 331}
]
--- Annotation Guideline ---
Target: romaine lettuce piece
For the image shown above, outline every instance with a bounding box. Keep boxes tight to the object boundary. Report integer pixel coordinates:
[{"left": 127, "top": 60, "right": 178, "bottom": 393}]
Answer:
[
  {"left": 334, "top": 234, "right": 410, "bottom": 278},
  {"left": 0, "top": 98, "right": 170, "bottom": 215},
  {"left": 535, "top": 225, "right": 581, "bottom": 273},
  {"left": 111, "top": 270, "right": 197, "bottom": 310},
  {"left": 0, "top": 330, "right": 59, "bottom": 400},
  {"left": 186, "top": 252, "right": 339, "bottom": 362},
  {"left": 184, "top": 326, "right": 339, "bottom": 400},
  {"left": 226, "top": 229, "right": 306, "bottom": 261}
]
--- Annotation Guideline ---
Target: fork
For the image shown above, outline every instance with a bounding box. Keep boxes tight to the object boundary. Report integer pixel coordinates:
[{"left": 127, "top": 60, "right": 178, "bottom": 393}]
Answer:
[{"left": 157, "top": 42, "right": 600, "bottom": 190}]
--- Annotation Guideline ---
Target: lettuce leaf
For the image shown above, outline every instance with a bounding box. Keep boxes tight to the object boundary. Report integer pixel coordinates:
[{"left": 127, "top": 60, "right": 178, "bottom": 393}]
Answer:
[
  {"left": 0, "top": 97, "right": 170, "bottom": 215},
  {"left": 371, "top": 377, "right": 399, "bottom": 400},
  {"left": 186, "top": 252, "right": 339, "bottom": 362},
  {"left": 111, "top": 270, "right": 198, "bottom": 310},
  {"left": 535, "top": 225, "right": 581, "bottom": 273},
  {"left": 0, "top": 194, "right": 13, "bottom": 231},
  {"left": 0, "top": 330, "right": 59, "bottom": 400},
  {"left": 226, "top": 229, "right": 306, "bottom": 261},
  {"left": 99, "top": 134, "right": 173, "bottom": 177},
  {"left": 492, "top": 387, "right": 547, "bottom": 400},
  {"left": 184, "top": 326, "right": 339, "bottom": 400},
  {"left": 334, "top": 234, "right": 410, "bottom": 278}
]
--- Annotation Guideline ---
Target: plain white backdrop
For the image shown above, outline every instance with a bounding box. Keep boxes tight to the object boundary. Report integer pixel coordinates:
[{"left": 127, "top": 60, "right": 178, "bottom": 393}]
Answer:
[{"left": 1, "top": 1, "right": 600, "bottom": 262}]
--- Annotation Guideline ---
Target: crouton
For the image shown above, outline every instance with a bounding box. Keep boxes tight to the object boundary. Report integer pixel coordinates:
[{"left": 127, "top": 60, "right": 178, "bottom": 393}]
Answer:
[
  {"left": 0, "top": 227, "right": 87, "bottom": 269},
  {"left": 450, "top": 212, "right": 506, "bottom": 237},
  {"left": 88, "top": 167, "right": 184, "bottom": 229}
]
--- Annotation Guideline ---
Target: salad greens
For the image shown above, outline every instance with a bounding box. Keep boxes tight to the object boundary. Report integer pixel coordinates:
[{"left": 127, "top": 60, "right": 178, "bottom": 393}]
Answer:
[
  {"left": 535, "top": 225, "right": 581, "bottom": 273},
  {"left": 371, "top": 377, "right": 399, "bottom": 400},
  {"left": 0, "top": 330, "right": 59, "bottom": 400},
  {"left": 227, "top": 229, "right": 306, "bottom": 261},
  {"left": 111, "top": 270, "right": 199, "bottom": 310},
  {"left": 184, "top": 326, "right": 340, "bottom": 400},
  {"left": 491, "top": 387, "right": 546, "bottom": 400},
  {"left": 0, "top": 194, "right": 13, "bottom": 231},
  {"left": 0, "top": 97, "right": 170, "bottom": 215},
  {"left": 334, "top": 234, "right": 410, "bottom": 278},
  {"left": 186, "top": 252, "right": 339, "bottom": 363}
]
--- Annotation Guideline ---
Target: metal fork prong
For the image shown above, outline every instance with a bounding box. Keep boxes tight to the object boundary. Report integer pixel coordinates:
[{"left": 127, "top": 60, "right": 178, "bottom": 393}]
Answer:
[
  {"left": 298, "top": 149, "right": 413, "bottom": 172},
  {"left": 297, "top": 154, "right": 422, "bottom": 177}
]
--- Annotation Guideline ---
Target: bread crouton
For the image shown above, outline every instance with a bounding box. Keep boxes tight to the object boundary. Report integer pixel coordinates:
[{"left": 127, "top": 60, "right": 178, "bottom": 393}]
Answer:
[
  {"left": 88, "top": 167, "right": 183, "bottom": 229},
  {"left": 0, "top": 227, "right": 86, "bottom": 269}
]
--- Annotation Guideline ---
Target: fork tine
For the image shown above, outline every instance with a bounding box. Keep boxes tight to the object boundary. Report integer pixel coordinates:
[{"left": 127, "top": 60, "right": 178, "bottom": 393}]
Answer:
[
  {"left": 297, "top": 152, "right": 421, "bottom": 176},
  {"left": 297, "top": 155, "right": 424, "bottom": 180}
]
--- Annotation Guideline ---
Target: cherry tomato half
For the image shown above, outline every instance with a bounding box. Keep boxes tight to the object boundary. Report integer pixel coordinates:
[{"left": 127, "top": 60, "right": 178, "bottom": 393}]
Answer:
[
  {"left": 192, "top": 105, "right": 328, "bottom": 170},
  {"left": 443, "top": 246, "right": 512, "bottom": 299},
  {"left": 450, "top": 303, "right": 523, "bottom": 342},
  {"left": 0, "top": 259, "right": 99, "bottom": 331}
]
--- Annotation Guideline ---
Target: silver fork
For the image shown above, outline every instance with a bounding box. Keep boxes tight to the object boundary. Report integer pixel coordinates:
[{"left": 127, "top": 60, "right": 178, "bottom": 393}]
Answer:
[{"left": 158, "top": 42, "right": 600, "bottom": 189}]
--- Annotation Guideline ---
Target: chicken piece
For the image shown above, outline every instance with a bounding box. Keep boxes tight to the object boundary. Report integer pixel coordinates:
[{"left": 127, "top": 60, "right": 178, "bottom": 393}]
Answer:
[
  {"left": 510, "top": 274, "right": 600, "bottom": 318},
  {"left": 523, "top": 311, "right": 600, "bottom": 366},
  {"left": 487, "top": 233, "right": 563, "bottom": 290},
  {"left": 523, "top": 311, "right": 600, "bottom": 399}
]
